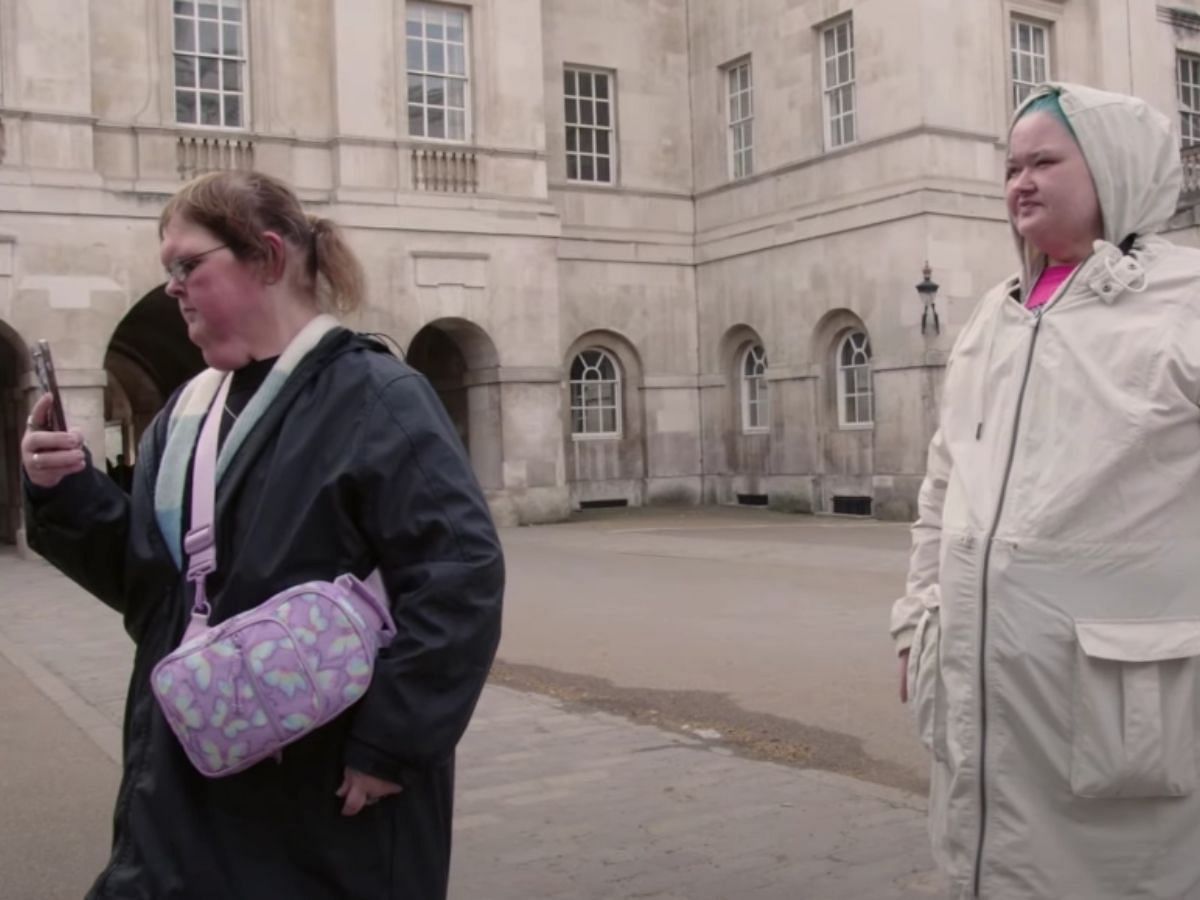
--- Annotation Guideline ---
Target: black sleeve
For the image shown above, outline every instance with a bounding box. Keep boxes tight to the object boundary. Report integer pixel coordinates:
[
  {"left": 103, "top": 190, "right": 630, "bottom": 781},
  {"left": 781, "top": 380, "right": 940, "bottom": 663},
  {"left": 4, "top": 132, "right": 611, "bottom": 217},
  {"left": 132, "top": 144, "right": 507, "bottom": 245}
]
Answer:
[
  {"left": 23, "top": 448, "right": 132, "bottom": 615},
  {"left": 344, "top": 372, "right": 504, "bottom": 783}
]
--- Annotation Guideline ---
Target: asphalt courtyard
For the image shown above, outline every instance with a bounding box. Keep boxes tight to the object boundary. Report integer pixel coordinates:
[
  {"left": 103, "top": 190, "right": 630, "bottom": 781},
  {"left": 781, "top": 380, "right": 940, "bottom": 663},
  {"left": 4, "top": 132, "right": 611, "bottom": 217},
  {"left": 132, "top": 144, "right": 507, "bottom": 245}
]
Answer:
[{"left": 494, "top": 507, "right": 924, "bottom": 791}]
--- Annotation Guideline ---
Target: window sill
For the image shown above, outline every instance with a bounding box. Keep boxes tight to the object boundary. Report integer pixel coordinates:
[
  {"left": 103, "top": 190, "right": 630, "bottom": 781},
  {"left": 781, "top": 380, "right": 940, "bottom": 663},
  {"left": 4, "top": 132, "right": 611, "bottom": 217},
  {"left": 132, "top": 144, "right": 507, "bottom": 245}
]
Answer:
[
  {"left": 571, "top": 432, "right": 622, "bottom": 442},
  {"left": 741, "top": 426, "right": 770, "bottom": 435},
  {"left": 176, "top": 123, "right": 251, "bottom": 134},
  {"left": 837, "top": 422, "right": 874, "bottom": 432},
  {"left": 409, "top": 135, "right": 472, "bottom": 147},
  {"left": 565, "top": 178, "right": 618, "bottom": 189}
]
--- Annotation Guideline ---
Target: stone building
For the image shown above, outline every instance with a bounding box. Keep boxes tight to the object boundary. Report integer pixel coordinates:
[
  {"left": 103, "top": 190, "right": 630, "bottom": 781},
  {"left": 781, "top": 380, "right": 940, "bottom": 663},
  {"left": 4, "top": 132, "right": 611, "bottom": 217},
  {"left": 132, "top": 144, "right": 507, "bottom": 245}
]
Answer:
[{"left": 2, "top": 0, "right": 1200, "bottom": 547}]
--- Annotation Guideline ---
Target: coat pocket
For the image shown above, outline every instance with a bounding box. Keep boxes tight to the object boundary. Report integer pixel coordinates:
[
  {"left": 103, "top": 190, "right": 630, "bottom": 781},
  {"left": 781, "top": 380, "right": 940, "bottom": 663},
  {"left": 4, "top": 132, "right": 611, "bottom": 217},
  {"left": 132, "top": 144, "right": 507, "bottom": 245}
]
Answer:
[
  {"left": 1070, "top": 618, "right": 1200, "bottom": 799},
  {"left": 907, "top": 606, "right": 947, "bottom": 761}
]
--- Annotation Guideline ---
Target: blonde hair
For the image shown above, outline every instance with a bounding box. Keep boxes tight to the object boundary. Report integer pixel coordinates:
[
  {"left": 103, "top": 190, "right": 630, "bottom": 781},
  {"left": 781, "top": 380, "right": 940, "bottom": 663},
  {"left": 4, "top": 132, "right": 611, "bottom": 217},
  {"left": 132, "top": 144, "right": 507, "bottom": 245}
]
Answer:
[{"left": 160, "top": 170, "right": 366, "bottom": 315}]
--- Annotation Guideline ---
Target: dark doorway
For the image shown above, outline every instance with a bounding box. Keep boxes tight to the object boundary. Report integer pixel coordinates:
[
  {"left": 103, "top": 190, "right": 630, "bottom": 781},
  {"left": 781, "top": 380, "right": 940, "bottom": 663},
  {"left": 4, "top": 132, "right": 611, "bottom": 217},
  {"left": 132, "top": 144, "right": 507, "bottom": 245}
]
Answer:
[
  {"left": 105, "top": 286, "right": 205, "bottom": 461},
  {"left": 405, "top": 318, "right": 503, "bottom": 491},
  {"left": 0, "top": 321, "right": 30, "bottom": 544},
  {"left": 407, "top": 324, "right": 471, "bottom": 453}
]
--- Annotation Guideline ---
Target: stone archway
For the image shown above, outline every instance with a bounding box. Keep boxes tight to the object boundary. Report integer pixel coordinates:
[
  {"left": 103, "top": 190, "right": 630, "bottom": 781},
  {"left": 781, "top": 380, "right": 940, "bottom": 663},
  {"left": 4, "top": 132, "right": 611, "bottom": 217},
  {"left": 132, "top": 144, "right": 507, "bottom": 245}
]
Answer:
[
  {"left": 0, "top": 320, "right": 31, "bottom": 544},
  {"left": 406, "top": 318, "right": 502, "bottom": 491},
  {"left": 105, "top": 286, "right": 205, "bottom": 462}
]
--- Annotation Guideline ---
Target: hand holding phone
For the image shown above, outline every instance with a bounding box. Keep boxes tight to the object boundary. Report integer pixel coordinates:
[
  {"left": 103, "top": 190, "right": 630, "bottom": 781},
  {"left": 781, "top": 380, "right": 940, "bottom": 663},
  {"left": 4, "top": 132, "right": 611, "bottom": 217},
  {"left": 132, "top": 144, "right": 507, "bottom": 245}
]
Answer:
[
  {"left": 22, "top": 340, "right": 85, "bottom": 488},
  {"left": 21, "top": 393, "right": 86, "bottom": 488},
  {"left": 30, "top": 340, "right": 67, "bottom": 431}
]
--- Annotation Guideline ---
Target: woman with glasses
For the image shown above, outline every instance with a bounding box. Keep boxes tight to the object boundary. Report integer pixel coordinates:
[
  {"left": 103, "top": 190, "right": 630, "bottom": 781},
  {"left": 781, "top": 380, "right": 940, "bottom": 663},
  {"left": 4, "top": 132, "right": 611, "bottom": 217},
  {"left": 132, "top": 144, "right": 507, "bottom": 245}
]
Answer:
[{"left": 20, "top": 170, "right": 504, "bottom": 899}]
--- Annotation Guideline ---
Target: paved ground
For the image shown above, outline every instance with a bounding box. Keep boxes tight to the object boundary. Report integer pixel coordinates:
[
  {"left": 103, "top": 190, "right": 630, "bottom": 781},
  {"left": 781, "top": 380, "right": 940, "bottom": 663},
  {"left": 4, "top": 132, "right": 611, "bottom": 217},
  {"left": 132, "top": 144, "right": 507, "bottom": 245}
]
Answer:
[
  {"left": 497, "top": 507, "right": 925, "bottom": 790},
  {"left": 450, "top": 689, "right": 943, "bottom": 900},
  {"left": 0, "top": 510, "right": 944, "bottom": 899},
  {"left": 0, "top": 652, "right": 119, "bottom": 900}
]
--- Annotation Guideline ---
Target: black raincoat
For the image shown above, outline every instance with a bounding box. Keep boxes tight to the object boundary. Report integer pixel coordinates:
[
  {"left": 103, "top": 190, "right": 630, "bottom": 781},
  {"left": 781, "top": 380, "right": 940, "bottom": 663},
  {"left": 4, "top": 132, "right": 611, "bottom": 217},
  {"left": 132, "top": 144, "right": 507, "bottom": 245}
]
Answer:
[{"left": 25, "top": 329, "right": 504, "bottom": 899}]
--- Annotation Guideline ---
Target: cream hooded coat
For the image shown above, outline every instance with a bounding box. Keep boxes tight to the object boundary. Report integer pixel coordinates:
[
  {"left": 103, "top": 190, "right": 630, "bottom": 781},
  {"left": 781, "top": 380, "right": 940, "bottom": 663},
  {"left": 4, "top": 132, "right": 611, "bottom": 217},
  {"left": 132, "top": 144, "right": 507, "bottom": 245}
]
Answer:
[{"left": 891, "top": 83, "right": 1200, "bottom": 899}]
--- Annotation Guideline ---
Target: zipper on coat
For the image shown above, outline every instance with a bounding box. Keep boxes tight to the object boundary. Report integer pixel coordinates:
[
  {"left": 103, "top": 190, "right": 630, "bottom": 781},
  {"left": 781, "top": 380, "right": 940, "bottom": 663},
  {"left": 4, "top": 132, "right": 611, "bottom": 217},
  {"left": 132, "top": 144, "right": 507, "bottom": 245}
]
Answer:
[
  {"left": 972, "top": 308, "right": 1044, "bottom": 898},
  {"left": 971, "top": 257, "right": 1089, "bottom": 895}
]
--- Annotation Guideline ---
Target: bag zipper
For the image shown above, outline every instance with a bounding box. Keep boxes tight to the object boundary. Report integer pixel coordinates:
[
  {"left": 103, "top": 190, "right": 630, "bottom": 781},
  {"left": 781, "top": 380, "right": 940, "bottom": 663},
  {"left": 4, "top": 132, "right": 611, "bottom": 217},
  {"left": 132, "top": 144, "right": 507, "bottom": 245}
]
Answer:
[{"left": 231, "top": 631, "right": 289, "bottom": 751}]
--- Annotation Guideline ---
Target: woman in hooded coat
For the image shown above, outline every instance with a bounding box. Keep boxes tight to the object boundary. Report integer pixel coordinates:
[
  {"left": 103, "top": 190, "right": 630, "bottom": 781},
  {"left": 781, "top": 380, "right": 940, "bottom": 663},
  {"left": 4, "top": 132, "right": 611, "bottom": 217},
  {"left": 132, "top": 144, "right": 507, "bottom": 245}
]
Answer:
[
  {"left": 892, "top": 83, "right": 1200, "bottom": 899},
  {"left": 20, "top": 170, "right": 504, "bottom": 899}
]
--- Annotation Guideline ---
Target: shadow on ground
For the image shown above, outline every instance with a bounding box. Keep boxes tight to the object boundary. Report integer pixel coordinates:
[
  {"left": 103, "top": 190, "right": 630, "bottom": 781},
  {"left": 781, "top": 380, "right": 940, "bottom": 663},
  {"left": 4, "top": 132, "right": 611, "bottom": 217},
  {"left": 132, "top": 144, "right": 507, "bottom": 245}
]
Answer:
[{"left": 491, "top": 660, "right": 928, "bottom": 796}]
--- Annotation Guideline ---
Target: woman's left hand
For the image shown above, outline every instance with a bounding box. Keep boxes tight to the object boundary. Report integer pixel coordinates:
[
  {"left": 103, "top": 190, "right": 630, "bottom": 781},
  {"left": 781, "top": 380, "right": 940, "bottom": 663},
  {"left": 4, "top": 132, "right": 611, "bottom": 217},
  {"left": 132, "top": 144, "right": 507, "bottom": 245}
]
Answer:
[
  {"left": 22, "top": 393, "right": 87, "bottom": 488},
  {"left": 336, "top": 766, "right": 403, "bottom": 816}
]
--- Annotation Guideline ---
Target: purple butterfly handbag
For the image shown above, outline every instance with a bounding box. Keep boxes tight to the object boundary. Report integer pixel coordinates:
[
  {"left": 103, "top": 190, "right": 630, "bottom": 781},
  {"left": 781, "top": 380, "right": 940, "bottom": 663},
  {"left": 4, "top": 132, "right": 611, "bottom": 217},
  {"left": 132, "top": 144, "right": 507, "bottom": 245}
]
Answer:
[{"left": 151, "top": 375, "right": 397, "bottom": 777}]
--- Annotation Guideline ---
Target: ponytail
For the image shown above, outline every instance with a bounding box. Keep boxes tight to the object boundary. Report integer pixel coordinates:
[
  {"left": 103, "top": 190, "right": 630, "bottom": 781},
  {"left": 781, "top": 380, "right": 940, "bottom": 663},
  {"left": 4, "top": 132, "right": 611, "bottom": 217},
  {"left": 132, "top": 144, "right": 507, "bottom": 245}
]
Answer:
[{"left": 307, "top": 214, "right": 366, "bottom": 316}]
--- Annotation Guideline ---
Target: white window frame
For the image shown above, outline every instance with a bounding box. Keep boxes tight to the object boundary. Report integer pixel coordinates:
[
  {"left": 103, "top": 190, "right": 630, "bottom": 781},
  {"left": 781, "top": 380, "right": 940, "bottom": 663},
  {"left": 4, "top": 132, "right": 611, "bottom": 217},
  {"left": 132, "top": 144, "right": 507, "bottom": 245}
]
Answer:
[
  {"left": 836, "top": 331, "right": 874, "bottom": 430},
  {"left": 741, "top": 344, "right": 769, "bottom": 433},
  {"left": 725, "top": 58, "right": 754, "bottom": 180},
  {"left": 406, "top": 2, "right": 471, "bottom": 143},
  {"left": 564, "top": 66, "right": 617, "bottom": 185},
  {"left": 570, "top": 348, "right": 622, "bottom": 439},
  {"left": 821, "top": 17, "right": 856, "bottom": 150},
  {"left": 1180, "top": 52, "right": 1200, "bottom": 148},
  {"left": 172, "top": 0, "right": 248, "bottom": 130},
  {"left": 1010, "top": 16, "right": 1051, "bottom": 111}
]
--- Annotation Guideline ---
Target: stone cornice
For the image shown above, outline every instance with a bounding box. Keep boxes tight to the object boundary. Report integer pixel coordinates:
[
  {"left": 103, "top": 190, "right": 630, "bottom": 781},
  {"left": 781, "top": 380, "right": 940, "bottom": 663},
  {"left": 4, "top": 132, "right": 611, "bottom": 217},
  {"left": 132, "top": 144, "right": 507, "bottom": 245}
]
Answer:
[
  {"left": 0, "top": 106, "right": 98, "bottom": 126},
  {"left": 1159, "top": 5, "right": 1200, "bottom": 31},
  {"left": 462, "top": 366, "right": 563, "bottom": 387},
  {"left": 692, "top": 125, "right": 1003, "bottom": 201},
  {"left": 88, "top": 120, "right": 547, "bottom": 161},
  {"left": 549, "top": 182, "right": 693, "bottom": 202}
]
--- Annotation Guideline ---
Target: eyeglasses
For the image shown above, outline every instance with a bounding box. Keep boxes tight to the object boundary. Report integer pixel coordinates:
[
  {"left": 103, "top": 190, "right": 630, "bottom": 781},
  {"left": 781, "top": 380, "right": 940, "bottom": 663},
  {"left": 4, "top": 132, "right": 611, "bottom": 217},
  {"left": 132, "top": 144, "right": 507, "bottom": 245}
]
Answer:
[{"left": 165, "top": 244, "right": 228, "bottom": 285}]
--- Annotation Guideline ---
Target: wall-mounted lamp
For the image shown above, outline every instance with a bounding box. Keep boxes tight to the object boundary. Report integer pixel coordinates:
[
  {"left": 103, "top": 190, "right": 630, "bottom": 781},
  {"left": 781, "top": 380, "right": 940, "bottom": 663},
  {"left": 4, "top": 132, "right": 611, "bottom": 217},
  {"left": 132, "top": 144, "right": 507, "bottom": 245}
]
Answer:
[{"left": 916, "top": 261, "right": 940, "bottom": 336}]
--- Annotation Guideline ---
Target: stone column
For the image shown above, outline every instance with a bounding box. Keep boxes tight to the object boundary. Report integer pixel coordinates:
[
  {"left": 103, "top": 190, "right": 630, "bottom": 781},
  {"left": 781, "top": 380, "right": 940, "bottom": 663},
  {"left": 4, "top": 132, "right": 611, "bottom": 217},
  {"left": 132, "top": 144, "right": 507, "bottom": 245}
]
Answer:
[
  {"left": 765, "top": 372, "right": 820, "bottom": 513},
  {"left": 1087, "top": 0, "right": 1134, "bottom": 95},
  {"left": 496, "top": 371, "right": 569, "bottom": 525},
  {"left": 329, "top": 0, "right": 399, "bottom": 197},
  {"left": 641, "top": 377, "right": 702, "bottom": 506},
  {"left": 464, "top": 380, "right": 504, "bottom": 492},
  {"left": 697, "top": 375, "right": 729, "bottom": 504},
  {"left": 6, "top": 0, "right": 98, "bottom": 177}
]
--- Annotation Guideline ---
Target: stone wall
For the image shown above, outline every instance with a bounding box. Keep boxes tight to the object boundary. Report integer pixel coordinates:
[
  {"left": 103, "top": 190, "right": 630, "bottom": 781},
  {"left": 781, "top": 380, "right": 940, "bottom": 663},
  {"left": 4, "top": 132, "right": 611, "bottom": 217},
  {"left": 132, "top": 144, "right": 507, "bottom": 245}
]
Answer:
[{"left": 2, "top": 0, "right": 1199, "bottom": 540}]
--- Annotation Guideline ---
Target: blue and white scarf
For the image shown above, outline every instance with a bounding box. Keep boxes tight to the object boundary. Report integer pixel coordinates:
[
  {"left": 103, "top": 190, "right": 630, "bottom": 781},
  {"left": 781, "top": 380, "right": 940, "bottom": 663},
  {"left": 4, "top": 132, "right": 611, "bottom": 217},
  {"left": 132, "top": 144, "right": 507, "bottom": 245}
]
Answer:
[{"left": 154, "top": 314, "right": 340, "bottom": 568}]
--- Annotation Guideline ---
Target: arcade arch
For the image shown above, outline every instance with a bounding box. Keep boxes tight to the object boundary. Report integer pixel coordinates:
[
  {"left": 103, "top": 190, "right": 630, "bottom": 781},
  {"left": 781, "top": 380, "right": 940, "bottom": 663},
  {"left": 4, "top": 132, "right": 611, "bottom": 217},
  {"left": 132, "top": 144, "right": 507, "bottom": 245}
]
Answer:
[{"left": 406, "top": 317, "right": 503, "bottom": 491}]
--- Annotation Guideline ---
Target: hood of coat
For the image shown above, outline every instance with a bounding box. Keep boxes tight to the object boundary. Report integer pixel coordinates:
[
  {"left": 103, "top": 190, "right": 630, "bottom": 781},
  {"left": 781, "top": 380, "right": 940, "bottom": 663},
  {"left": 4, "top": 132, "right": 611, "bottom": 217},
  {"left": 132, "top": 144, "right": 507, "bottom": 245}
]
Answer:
[{"left": 1009, "top": 82, "right": 1182, "bottom": 293}]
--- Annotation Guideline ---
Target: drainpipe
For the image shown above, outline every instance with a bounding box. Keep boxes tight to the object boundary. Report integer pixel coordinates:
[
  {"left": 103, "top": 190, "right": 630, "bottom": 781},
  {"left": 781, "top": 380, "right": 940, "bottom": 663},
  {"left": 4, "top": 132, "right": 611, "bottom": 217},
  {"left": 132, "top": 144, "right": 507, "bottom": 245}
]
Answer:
[{"left": 683, "top": 0, "right": 707, "bottom": 501}]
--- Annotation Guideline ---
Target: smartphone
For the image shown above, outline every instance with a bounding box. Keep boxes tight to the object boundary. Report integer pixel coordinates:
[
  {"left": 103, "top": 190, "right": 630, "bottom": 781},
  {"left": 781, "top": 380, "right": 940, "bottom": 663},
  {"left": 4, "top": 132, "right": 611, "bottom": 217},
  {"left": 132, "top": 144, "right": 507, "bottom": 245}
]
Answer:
[{"left": 30, "top": 340, "right": 67, "bottom": 431}]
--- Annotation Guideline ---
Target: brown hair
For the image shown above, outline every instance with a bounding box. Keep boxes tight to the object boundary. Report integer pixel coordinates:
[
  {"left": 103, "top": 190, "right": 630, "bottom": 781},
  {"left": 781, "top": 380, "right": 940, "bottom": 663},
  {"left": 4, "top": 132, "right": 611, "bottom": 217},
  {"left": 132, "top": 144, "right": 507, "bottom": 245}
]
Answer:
[{"left": 159, "top": 170, "right": 366, "bottom": 315}]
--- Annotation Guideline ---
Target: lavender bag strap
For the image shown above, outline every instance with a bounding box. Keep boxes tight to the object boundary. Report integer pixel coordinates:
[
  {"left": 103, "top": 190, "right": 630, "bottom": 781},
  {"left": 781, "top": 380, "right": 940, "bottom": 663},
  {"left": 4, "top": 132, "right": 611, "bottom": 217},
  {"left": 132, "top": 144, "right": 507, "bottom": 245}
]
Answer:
[
  {"left": 180, "top": 374, "right": 232, "bottom": 643},
  {"left": 178, "top": 373, "right": 390, "bottom": 646}
]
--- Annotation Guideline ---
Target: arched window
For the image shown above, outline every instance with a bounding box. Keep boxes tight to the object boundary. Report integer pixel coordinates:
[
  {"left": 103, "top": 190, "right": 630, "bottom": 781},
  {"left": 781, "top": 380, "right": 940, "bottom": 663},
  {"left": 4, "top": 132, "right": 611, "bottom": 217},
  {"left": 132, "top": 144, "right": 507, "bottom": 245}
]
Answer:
[
  {"left": 741, "top": 344, "right": 768, "bottom": 432},
  {"left": 570, "top": 348, "right": 621, "bottom": 437},
  {"left": 837, "top": 331, "right": 873, "bottom": 428}
]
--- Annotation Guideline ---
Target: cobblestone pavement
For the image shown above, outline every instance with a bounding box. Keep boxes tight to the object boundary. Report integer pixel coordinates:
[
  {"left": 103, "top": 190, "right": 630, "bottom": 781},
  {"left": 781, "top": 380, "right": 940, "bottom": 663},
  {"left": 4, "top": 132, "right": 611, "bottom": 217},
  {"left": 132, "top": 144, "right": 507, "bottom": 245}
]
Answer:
[{"left": 0, "top": 547, "right": 945, "bottom": 900}]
